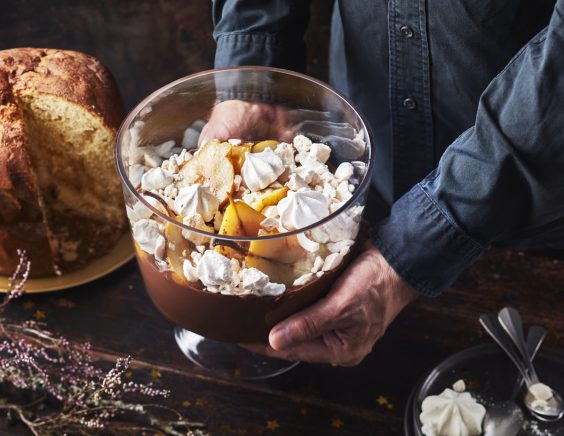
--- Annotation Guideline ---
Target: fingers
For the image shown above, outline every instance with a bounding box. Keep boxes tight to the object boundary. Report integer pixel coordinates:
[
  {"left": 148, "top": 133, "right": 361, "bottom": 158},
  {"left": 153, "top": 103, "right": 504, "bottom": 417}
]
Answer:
[{"left": 269, "top": 296, "right": 340, "bottom": 351}]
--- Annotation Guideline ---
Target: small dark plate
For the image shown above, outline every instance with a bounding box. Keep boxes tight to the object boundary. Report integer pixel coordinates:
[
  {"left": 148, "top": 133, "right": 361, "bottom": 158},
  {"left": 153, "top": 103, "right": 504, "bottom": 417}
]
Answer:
[{"left": 405, "top": 344, "right": 564, "bottom": 436}]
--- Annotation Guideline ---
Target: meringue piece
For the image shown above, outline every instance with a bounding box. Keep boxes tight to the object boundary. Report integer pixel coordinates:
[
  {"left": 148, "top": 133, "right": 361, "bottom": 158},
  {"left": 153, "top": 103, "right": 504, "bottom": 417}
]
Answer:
[
  {"left": 154, "top": 235, "right": 166, "bottom": 260},
  {"left": 293, "top": 134, "right": 312, "bottom": 153},
  {"left": 154, "top": 140, "right": 176, "bottom": 158},
  {"left": 295, "top": 166, "right": 317, "bottom": 185},
  {"left": 261, "top": 282, "right": 286, "bottom": 296},
  {"left": 127, "top": 195, "right": 166, "bottom": 222},
  {"left": 452, "top": 379, "right": 466, "bottom": 393},
  {"left": 197, "top": 251, "right": 233, "bottom": 288},
  {"left": 241, "top": 148, "right": 285, "bottom": 192},
  {"left": 162, "top": 156, "right": 179, "bottom": 174},
  {"left": 311, "top": 256, "right": 324, "bottom": 273},
  {"left": 309, "top": 225, "right": 330, "bottom": 244},
  {"left": 322, "top": 253, "right": 343, "bottom": 271},
  {"left": 420, "top": 389, "right": 485, "bottom": 436},
  {"left": 262, "top": 205, "right": 279, "bottom": 219},
  {"left": 129, "top": 164, "right": 145, "bottom": 188},
  {"left": 228, "top": 138, "right": 242, "bottom": 145},
  {"left": 132, "top": 219, "right": 164, "bottom": 256},
  {"left": 287, "top": 173, "right": 309, "bottom": 191},
  {"left": 316, "top": 271, "right": 325, "bottom": 278},
  {"left": 182, "top": 259, "right": 199, "bottom": 282},
  {"left": 240, "top": 268, "right": 270, "bottom": 292},
  {"left": 529, "top": 383, "right": 553, "bottom": 402},
  {"left": 163, "top": 184, "right": 178, "bottom": 198},
  {"left": 309, "top": 143, "right": 332, "bottom": 163},
  {"left": 141, "top": 167, "right": 173, "bottom": 191},
  {"left": 182, "top": 127, "right": 200, "bottom": 149},
  {"left": 335, "top": 162, "right": 354, "bottom": 181},
  {"left": 260, "top": 217, "right": 279, "bottom": 231},
  {"left": 174, "top": 184, "right": 219, "bottom": 222},
  {"left": 336, "top": 180, "right": 353, "bottom": 202},
  {"left": 327, "top": 240, "right": 355, "bottom": 253},
  {"left": 293, "top": 273, "right": 313, "bottom": 287},
  {"left": 278, "top": 190, "right": 330, "bottom": 231},
  {"left": 213, "top": 211, "right": 223, "bottom": 232},
  {"left": 230, "top": 258, "right": 241, "bottom": 273},
  {"left": 322, "top": 184, "right": 337, "bottom": 200},
  {"left": 182, "top": 213, "right": 214, "bottom": 245},
  {"left": 297, "top": 232, "right": 320, "bottom": 252},
  {"left": 320, "top": 214, "right": 360, "bottom": 243},
  {"left": 144, "top": 151, "right": 162, "bottom": 168},
  {"left": 274, "top": 142, "right": 295, "bottom": 166}
]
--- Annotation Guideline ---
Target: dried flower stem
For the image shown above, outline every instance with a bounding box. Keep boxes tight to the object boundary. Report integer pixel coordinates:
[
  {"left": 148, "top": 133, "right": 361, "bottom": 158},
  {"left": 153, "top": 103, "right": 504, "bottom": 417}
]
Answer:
[{"left": 0, "top": 251, "right": 207, "bottom": 435}]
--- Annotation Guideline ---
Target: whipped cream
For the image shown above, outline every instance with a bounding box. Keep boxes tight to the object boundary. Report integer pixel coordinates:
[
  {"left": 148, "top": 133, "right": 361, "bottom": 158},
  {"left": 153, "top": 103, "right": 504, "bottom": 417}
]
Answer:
[
  {"left": 242, "top": 148, "right": 285, "bottom": 192},
  {"left": 278, "top": 190, "right": 330, "bottom": 231},
  {"left": 174, "top": 184, "right": 219, "bottom": 222},
  {"left": 420, "top": 388, "right": 485, "bottom": 436}
]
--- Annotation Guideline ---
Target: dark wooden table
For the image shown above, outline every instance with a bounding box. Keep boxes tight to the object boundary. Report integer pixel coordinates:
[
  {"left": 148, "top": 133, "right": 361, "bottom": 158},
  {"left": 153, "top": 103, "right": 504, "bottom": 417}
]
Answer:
[{"left": 2, "top": 246, "right": 563, "bottom": 435}]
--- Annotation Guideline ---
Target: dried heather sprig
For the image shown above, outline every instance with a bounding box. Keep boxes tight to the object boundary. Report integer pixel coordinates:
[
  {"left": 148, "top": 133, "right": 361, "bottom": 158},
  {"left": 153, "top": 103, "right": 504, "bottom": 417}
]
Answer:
[{"left": 0, "top": 251, "right": 207, "bottom": 435}]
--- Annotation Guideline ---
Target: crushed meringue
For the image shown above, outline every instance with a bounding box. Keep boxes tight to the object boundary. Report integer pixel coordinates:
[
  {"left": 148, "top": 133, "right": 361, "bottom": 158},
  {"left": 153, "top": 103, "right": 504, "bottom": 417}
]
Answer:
[{"left": 129, "top": 131, "right": 368, "bottom": 298}]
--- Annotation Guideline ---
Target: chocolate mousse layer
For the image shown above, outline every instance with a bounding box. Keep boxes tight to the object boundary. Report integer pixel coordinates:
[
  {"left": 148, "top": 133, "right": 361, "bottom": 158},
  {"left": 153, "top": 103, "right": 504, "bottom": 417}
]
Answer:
[{"left": 137, "top": 251, "right": 349, "bottom": 343}]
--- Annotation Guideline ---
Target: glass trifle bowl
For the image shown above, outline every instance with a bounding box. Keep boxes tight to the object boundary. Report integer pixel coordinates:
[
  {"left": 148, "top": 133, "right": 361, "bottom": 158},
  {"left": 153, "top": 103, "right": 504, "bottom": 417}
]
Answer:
[{"left": 116, "top": 67, "right": 375, "bottom": 378}]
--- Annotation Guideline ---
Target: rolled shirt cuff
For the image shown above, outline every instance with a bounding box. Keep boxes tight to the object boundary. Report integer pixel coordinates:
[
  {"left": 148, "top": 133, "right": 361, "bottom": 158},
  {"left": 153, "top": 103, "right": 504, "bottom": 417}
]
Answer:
[{"left": 371, "top": 183, "right": 484, "bottom": 297}]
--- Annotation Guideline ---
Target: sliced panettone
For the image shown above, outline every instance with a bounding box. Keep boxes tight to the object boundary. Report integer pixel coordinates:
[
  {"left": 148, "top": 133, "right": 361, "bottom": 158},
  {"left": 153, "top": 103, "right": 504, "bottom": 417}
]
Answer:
[{"left": 0, "top": 48, "right": 127, "bottom": 277}]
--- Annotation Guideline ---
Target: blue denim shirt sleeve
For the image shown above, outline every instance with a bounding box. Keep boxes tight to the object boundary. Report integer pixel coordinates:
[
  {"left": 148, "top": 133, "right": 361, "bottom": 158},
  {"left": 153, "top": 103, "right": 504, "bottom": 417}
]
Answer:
[
  {"left": 212, "top": 0, "right": 310, "bottom": 72},
  {"left": 373, "top": 1, "right": 564, "bottom": 297}
]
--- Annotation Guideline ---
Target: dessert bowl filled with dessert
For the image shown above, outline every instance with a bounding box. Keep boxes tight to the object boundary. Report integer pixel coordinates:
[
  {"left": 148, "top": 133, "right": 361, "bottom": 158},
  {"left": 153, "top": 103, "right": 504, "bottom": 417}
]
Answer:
[{"left": 116, "top": 67, "right": 374, "bottom": 346}]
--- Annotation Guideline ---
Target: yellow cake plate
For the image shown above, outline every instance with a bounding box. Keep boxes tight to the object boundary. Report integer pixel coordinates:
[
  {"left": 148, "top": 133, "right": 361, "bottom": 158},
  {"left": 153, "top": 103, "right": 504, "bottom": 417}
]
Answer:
[{"left": 0, "top": 234, "right": 135, "bottom": 293}]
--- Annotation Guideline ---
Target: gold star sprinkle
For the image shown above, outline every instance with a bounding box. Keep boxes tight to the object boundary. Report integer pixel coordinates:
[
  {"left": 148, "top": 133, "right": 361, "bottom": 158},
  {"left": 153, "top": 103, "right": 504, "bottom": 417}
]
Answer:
[
  {"left": 233, "top": 368, "right": 242, "bottom": 377},
  {"left": 237, "top": 429, "right": 247, "bottom": 435},
  {"left": 220, "top": 424, "right": 231, "bottom": 433},
  {"left": 182, "top": 400, "right": 192, "bottom": 408},
  {"left": 23, "top": 301, "right": 35, "bottom": 310},
  {"left": 376, "top": 395, "right": 389, "bottom": 406},
  {"left": 387, "top": 403, "right": 395, "bottom": 411},
  {"left": 34, "top": 310, "right": 45, "bottom": 320},
  {"left": 195, "top": 398, "right": 208, "bottom": 407},
  {"left": 124, "top": 371, "right": 133, "bottom": 379},
  {"left": 57, "top": 298, "right": 76, "bottom": 308},
  {"left": 150, "top": 369, "right": 161, "bottom": 379},
  {"left": 266, "top": 420, "right": 279, "bottom": 431},
  {"left": 299, "top": 407, "right": 308, "bottom": 416},
  {"left": 331, "top": 363, "right": 338, "bottom": 367},
  {"left": 331, "top": 418, "right": 344, "bottom": 428}
]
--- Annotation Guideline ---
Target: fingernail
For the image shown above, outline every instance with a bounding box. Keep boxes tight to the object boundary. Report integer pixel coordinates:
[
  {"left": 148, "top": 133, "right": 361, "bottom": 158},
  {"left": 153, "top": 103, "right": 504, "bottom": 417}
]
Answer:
[{"left": 270, "top": 326, "right": 291, "bottom": 350}]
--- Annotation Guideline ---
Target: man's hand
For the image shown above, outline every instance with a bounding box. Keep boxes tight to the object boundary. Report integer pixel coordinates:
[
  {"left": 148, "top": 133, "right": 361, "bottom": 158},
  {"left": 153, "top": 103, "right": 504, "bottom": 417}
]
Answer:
[
  {"left": 200, "top": 100, "right": 294, "bottom": 145},
  {"left": 246, "top": 242, "right": 418, "bottom": 366}
]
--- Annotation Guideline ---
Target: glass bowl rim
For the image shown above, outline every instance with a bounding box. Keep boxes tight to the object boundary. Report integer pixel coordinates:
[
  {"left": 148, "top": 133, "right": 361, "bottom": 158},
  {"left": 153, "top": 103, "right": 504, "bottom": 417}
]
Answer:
[{"left": 115, "top": 66, "right": 375, "bottom": 242}]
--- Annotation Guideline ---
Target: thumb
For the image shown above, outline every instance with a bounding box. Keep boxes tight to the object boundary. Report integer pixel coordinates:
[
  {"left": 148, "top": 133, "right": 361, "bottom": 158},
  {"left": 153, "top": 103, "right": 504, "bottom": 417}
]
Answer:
[{"left": 269, "top": 297, "right": 337, "bottom": 351}]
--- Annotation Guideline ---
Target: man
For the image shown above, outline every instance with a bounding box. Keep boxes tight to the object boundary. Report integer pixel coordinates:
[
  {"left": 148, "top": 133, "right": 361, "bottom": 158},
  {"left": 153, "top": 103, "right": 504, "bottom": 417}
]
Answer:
[{"left": 208, "top": 0, "right": 564, "bottom": 365}]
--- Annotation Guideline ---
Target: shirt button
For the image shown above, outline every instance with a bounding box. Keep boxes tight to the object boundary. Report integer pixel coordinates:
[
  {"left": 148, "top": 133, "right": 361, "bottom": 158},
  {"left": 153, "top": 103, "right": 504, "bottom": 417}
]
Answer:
[
  {"left": 402, "top": 97, "right": 417, "bottom": 110},
  {"left": 400, "top": 25, "right": 414, "bottom": 38}
]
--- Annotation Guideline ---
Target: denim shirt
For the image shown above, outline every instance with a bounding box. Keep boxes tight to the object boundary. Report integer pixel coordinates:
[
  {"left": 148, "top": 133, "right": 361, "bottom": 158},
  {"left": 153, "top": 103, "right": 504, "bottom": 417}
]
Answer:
[{"left": 212, "top": 0, "right": 564, "bottom": 297}]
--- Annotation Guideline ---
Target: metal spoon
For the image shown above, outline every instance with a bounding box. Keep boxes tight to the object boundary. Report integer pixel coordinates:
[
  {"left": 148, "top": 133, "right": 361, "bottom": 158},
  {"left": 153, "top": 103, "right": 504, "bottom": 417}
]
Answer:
[
  {"left": 483, "top": 325, "right": 547, "bottom": 436},
  {"left": 498, "top": 307, "right": 564, "bottom": 422}
]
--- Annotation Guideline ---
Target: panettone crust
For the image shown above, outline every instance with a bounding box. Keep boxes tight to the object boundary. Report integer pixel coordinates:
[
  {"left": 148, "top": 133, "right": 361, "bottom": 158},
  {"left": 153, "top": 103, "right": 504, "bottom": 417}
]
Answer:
[{"left": 0, "top": 48, "right": 126, "bottom": 277}]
